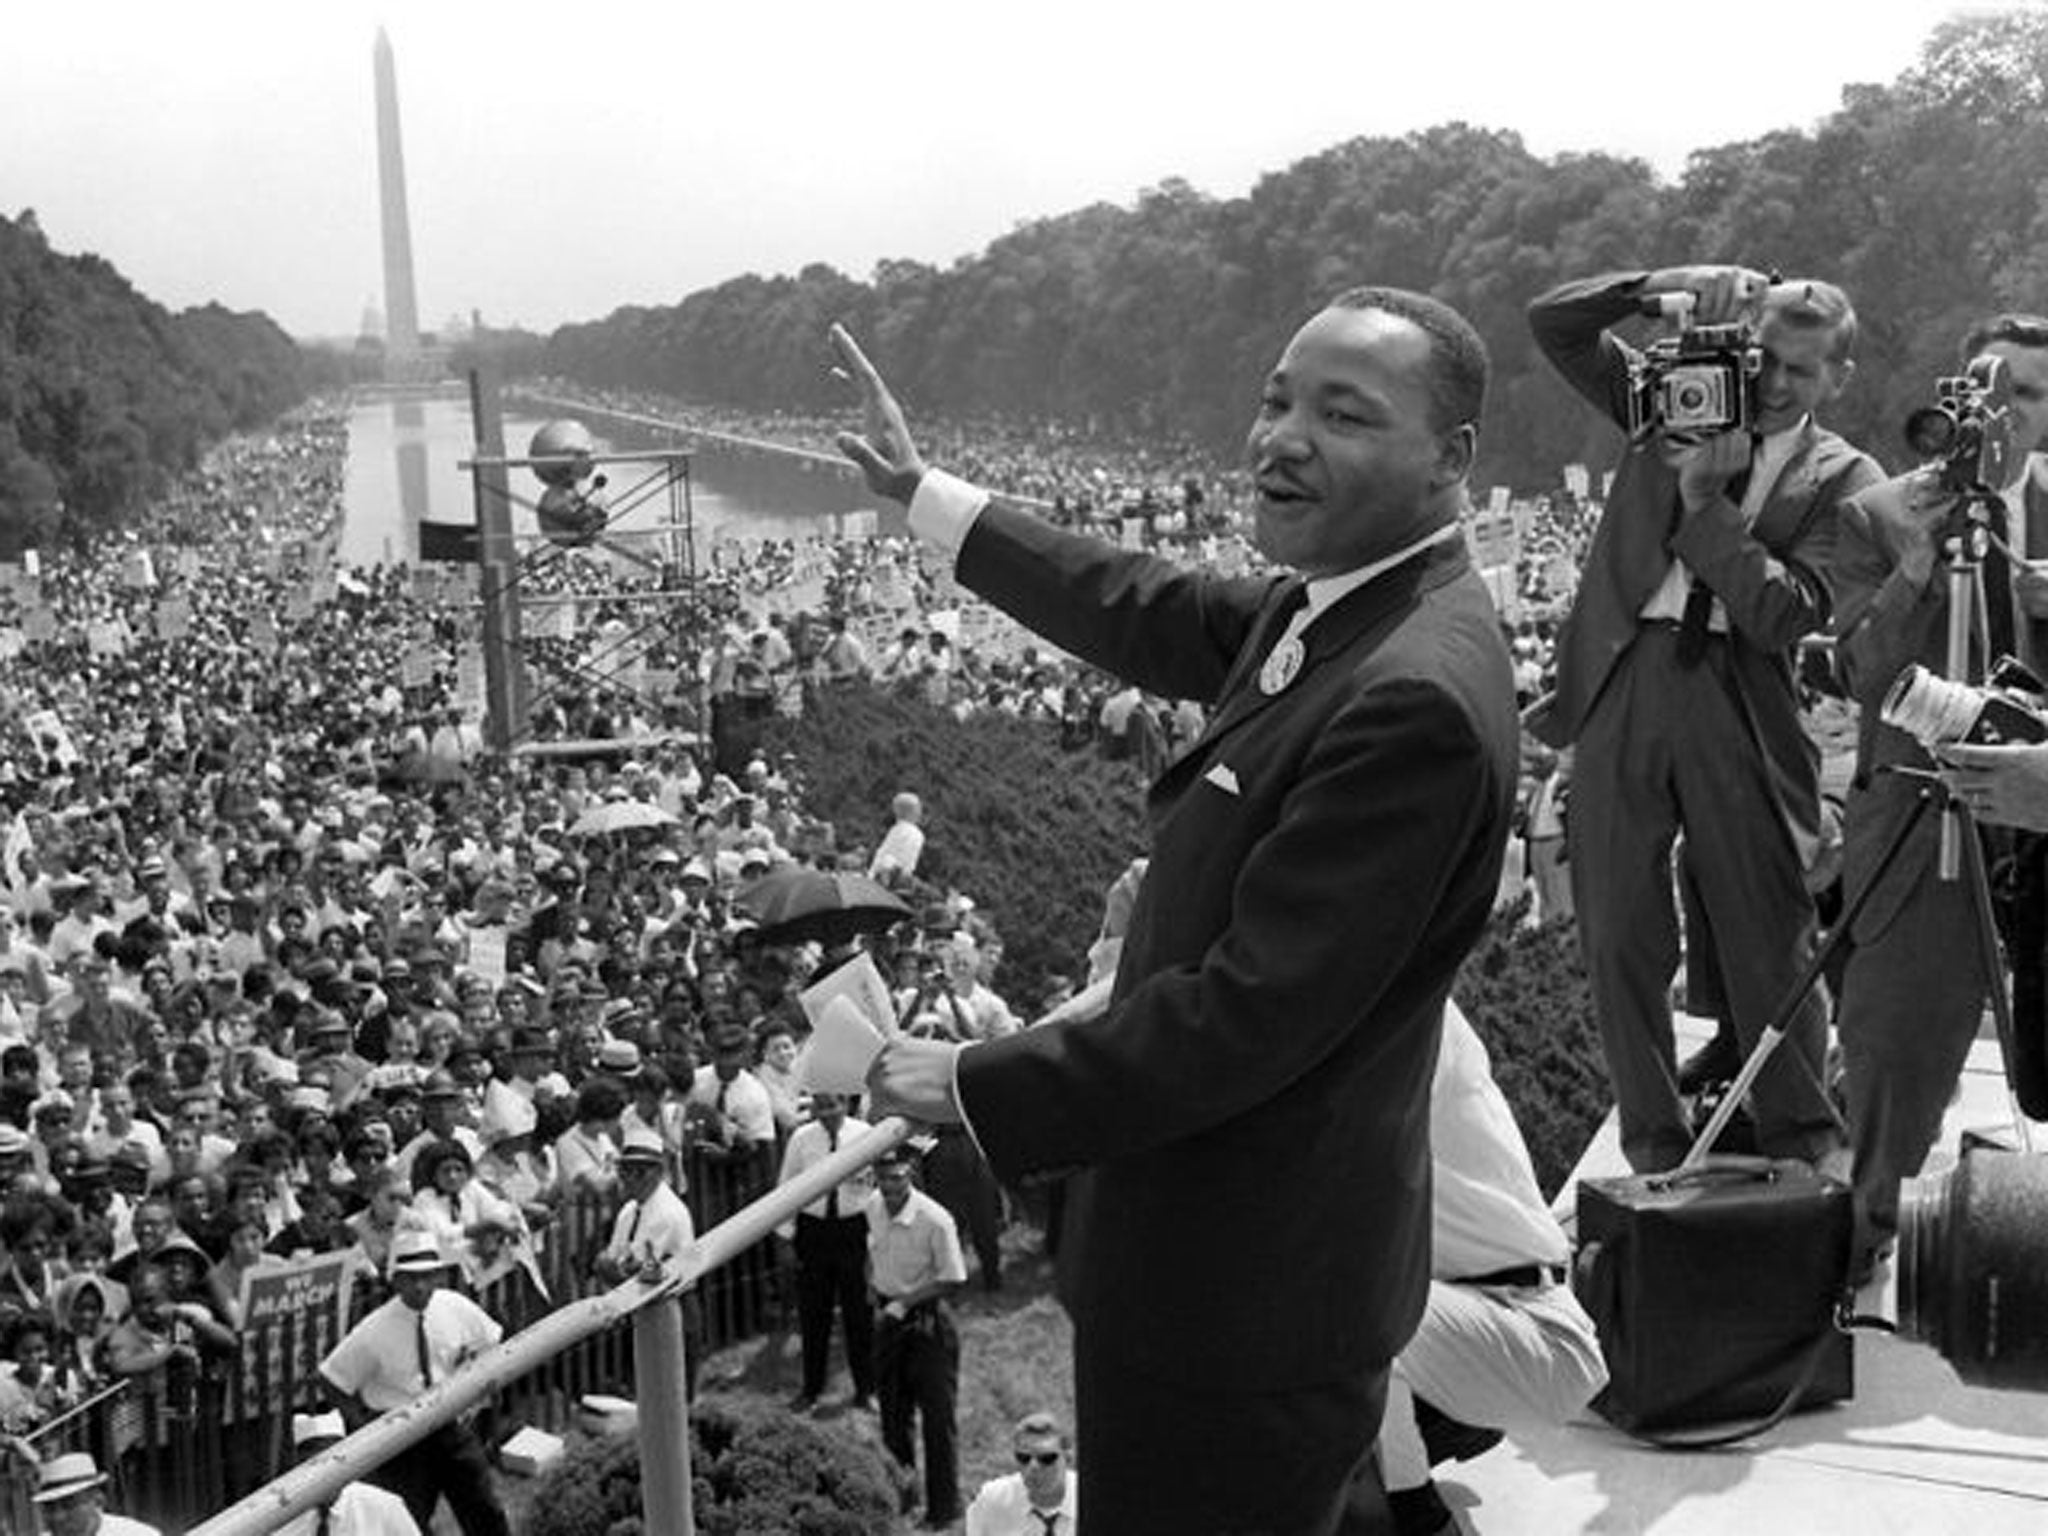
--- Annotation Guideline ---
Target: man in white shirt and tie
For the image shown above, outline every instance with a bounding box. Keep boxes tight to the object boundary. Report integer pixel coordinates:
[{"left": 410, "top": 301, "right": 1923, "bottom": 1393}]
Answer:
[
  {"left": 776, "top": 1092, "right": 875, "bottom": 1412},
  {"left": 319, "top": 1231, "right": 509, "bottom": 1536}
]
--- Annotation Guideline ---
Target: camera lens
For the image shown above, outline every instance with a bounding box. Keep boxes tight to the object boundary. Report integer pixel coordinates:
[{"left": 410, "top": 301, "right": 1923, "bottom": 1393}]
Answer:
[
  {"left": 1673, "top": 382, "right": 1710, "bottom": 413},
  {"left": 1897, "top": 1148, "right": 2048, "bottom": 1389},
  {"left": 1904, "top": 405, "right": 1960, "bottom": 458}
]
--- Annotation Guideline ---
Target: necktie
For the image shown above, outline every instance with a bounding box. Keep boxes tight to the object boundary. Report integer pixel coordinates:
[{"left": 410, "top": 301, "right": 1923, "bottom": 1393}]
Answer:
[
  {"left": 316, "top": 1505, "right": 332, "bottom": 1536},
  {"left": 415, "top": 1306, "right": 432, "bottom": 1389},
  {"left": 825, "top": 1126, "right": 840, "bottom": 1219},
  {"left": 1675, "top": 439, "right": 1758, "bottom": 669},
  {"left": 1036, "top": 1513, "right": 1061, "bottom": 1536}
]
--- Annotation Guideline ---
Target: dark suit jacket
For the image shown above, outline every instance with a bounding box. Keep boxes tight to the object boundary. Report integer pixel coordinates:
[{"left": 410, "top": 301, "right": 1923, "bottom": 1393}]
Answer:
[
  {"left": 1526, "top": 271, "right": 1881, "bottom": 866},
  {"left": 951, "top": 502, "right": 1518, "bottom": 1393},
  {"left": 1832, "top": 457, "right": 2048, "bottom": 937}
]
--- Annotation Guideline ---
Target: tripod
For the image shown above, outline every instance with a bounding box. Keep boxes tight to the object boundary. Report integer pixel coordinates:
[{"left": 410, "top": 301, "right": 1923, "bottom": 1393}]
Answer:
[{"left": 1683, "top": 497, "right": 2037, "bottom": 1168}]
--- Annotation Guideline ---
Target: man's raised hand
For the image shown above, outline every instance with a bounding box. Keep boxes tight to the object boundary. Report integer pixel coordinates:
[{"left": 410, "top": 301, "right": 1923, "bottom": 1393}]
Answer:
[{"left": 830, "top": 323, "right": 927, "bottom": 507}]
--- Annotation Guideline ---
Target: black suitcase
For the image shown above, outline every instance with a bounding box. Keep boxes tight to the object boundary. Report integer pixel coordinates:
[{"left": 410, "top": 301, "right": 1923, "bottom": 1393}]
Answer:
[{"left": 1575, "top": 1156, "right": 1854, "bottom": 1435}]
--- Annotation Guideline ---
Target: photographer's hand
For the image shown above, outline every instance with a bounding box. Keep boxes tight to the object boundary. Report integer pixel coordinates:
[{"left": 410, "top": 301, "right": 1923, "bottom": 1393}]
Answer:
[
  {"left": 830, "top": 325, "right": 927, "bottom": 507},
  {"left": 1645, "top": 265, "right": 1773, "bottom": 325},
  {"left": 1868, "top": 467, "right": 1958, "bottom": 590},
  {"left": 1938, "top": 742, "right": 2048, "bottom": 833},
  {"left": 1666, "top": 430, "right": 1751, "bottom": 515}
]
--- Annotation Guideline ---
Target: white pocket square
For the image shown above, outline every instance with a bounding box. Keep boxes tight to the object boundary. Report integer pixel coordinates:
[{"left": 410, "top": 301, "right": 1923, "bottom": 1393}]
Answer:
[{"left": 1204, "top": 764, "right": 1241, "bottom": 796}]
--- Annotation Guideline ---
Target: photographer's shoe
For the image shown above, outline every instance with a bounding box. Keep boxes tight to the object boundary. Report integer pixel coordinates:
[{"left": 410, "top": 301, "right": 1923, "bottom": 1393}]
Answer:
[
  {"left": 1413, "top": 1398, "right": 1504, "bottom": 1466},
  {"left": 1677, "top": 1025, "right": 1743, "bottom": 1094}
]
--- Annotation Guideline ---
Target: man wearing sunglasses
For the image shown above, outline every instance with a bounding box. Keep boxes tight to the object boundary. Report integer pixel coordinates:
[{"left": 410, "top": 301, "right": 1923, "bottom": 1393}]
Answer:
[{"left": 965, "top": 1411, "right": 1078, "bottom": 1536}]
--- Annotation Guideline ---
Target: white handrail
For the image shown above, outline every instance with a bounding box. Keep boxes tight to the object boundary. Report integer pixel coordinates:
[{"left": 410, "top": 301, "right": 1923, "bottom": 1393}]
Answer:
[{"left": 189, "top": 1116, "right": 914, "bottom": 1536}]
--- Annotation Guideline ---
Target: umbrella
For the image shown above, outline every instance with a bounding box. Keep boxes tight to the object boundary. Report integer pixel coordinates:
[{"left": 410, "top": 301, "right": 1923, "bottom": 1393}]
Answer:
[
  {"left": 568, "top": 799, "right": 679, "bottom": 838},
  {"left": 734, "top": 866, "right": 912, "bottom": 946}
]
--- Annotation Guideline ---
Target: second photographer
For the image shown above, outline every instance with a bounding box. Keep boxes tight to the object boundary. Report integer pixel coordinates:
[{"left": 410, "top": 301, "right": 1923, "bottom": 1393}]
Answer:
[{"left": 1832, "top": 311, "right": 2048, "bottom": 1279}]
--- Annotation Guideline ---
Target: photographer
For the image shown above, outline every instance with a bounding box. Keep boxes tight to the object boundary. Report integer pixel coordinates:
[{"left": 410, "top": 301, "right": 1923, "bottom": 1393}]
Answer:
[
  {"left": 1831, "top": 311, "right": 2048, "bottom": 1278},
  {"left": 1527, "top": 265, "right": 1879, "bottom": 1173}
]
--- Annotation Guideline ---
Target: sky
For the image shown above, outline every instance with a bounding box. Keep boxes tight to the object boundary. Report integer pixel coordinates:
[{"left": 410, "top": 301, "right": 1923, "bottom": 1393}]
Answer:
[{"left": 0, "top": 0, "right": 1980, "bottom": 341}]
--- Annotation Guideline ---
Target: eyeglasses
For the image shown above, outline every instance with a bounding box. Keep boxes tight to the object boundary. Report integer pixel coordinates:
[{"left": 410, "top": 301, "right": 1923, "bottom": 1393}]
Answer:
[{"left": 1014, "top": 1451, "right": 1062, "bottom": 1468}]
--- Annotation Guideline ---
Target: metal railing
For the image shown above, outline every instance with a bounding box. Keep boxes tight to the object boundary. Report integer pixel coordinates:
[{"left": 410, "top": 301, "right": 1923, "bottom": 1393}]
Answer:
[{"left": 189, "top": 1115, "right": 912, "bottom": 1536}]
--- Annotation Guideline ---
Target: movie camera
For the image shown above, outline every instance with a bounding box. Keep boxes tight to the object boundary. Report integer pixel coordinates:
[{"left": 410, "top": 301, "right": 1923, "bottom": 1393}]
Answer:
[
  {"left": 1904, "top": 354, "right": 2017, "bottom": 495},
  {"left": 1883, "top": 657, "right": 2048, "bottom": 750},
  {"left": 1624, "top": 290, "right": 1763, "bottom": 437}
]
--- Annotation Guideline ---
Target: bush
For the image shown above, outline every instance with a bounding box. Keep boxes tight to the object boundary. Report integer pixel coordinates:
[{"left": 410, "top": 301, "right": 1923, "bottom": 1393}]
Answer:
[
  {"left": 765, "top": 687, "right": 1150, "bottom": 1010},
  {"left": 1456, "top": 906, "right": 1611, "bottom": 1197},
  {"left": 524, "top": 1397, "right": 899, "bottom": 1536}
]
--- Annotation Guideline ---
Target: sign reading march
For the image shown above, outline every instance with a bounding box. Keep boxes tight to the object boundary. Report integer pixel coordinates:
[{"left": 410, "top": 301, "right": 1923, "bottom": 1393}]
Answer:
[{"left": 234, "top": 1250, "right": 362, "bottom": 1420}]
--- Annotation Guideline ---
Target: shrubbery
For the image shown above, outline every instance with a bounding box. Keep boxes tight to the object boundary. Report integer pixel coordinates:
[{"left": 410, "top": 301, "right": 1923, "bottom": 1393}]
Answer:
[
  {"left": 766, "top": 686, "right": 1150, "bottom": 1011},
  {"left": 1456, "top": 907, "right": 1609, "bottom": 1196},
  {"left": 524, "top": 1396, "right": 899, "bottom": 1536}
]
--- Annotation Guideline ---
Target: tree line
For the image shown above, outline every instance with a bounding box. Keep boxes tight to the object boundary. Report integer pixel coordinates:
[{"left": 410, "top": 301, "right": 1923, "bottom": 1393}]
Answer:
[
  {"left": 0, "top": 211, "right": 341, "bottom": 553},
  {"left": 543, "top": 11, "right": 2048, "bottom": 491}
]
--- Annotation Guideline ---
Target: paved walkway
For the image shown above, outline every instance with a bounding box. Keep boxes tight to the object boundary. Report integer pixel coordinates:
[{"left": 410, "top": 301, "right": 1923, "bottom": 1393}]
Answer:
[{"left": 1453, "top": 1020, "right": 2048, "bottom": 1534}]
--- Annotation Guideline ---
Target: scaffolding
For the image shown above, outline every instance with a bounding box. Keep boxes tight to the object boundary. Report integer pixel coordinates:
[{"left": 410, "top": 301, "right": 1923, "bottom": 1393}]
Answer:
[{"left": 458, "top": 373, "right": 709, "bottom": 754}]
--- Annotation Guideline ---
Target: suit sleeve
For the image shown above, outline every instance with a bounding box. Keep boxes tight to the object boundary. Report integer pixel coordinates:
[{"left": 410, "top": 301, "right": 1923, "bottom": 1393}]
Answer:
[
  {"left": 1832, "top": 476, "right": 1945, "bottom": 711},
  {"left": 1670, "top": 449, "right": 1881, "bottom": 647},
  {"left": 1527, "top": 271, "right": 1652, "bottom": 427},
  {"left": 957, "top": 672, "right": 1500, "bottom": 1175},
  {"left": 955, "top": 501, "right": 1278, "bottom": 706}
]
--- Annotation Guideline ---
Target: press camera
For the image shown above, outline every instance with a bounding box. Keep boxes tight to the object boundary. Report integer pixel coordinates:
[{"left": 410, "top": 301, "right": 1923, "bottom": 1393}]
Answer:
[
  {"left": 1624, "top": 293, "right": 1762, "bottom": 437},
  {"left": 1904, "top": 353, "right": 2016, "bottom": 494}
]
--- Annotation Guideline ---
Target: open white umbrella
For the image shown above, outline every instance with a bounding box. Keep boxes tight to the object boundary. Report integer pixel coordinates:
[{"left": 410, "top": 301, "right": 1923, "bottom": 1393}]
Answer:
[{"left": 568, "top": 799, "right": 678, "bottom": 838}]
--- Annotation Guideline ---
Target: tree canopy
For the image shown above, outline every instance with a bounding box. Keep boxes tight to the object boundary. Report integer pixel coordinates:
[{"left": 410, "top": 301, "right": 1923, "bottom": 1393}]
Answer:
[
  {"left": 0, "top": 211, "right": 326, "bottom": 553},
  {"left": 543, "top": 10, "right": 2048, "bottom": 489}
]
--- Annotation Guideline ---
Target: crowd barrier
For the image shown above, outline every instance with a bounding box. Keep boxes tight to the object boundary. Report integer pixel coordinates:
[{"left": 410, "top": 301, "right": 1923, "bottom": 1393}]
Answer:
[{"left": 1, "top": 1142, "right": 786, "bottom": 1535}]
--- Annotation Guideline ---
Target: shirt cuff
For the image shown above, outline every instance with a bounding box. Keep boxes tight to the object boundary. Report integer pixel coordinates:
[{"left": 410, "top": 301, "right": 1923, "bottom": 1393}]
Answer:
[
  {"left": 949, "top": 1042, "right": 994, "bottom": 1166},
  {"left": 907, "top": 469, "right": 991, "bottom": 558}
]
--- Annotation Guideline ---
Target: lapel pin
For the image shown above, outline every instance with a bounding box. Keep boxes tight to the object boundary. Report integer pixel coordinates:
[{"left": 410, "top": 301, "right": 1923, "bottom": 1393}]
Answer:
[{"left": 1259, "top": 636, "right": 1304, "bottom": 696}]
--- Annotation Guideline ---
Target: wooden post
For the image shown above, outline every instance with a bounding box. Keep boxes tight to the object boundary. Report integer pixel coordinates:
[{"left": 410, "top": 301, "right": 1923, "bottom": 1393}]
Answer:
[
  {"left": 633, "top": 1298, "right": 696, "bottom": 1536},
  {"left": 470, "top": 368, "right": 527, "bottom": 752}
]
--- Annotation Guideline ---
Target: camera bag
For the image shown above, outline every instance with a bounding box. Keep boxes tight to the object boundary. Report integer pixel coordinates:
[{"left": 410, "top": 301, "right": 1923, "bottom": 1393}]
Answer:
[{"left": 1575, "top": 1155, "right": 1854, "bottom": 1437}]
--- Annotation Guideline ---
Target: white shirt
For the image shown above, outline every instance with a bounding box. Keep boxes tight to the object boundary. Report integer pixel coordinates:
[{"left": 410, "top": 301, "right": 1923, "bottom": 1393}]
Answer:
[
  {"left": 868, "top": 819, "right": 926, "bottom": 882},
  {"left": 777, "top": 1116, "right": 874, "bottom": 1221},
  {"left": 320, "top": 1288, "right": 503, "bottom": 1412},
  {"left": 604, "top": 1178, "right": 695, "bottom": 1269},
  {"left": 690, "top": 1066, "right": 776, "bottom": 1146},
  {"left": 273, "top": 1482, "right": 421, "bottom": 1535},
  {"left": 965, "top": 1471, "right": 1079, "bottom": 1536},
  {"left": 1430, "top": 1001, "right": 1570, "bottom": 1280},
  {"left": 1638, "top": 420, "right": 1805, "bottom": 626},
  {"left": 866, "top": 1187, "right": 967, "bottom": 1300}
]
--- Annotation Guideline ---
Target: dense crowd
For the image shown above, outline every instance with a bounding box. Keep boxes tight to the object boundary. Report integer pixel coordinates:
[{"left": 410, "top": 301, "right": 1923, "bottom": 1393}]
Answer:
[
  {"left": 0, "top": 400, "right": 1070, "bottom": 1472},
  {"left": 0, "top": 380, "right": 1607, "bottom": 1535}
]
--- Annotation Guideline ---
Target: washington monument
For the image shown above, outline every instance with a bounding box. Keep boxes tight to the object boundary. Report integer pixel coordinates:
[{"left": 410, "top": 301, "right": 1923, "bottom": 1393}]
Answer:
[{"left": 373, "top": 27, "right": 421, "bottom": 371}]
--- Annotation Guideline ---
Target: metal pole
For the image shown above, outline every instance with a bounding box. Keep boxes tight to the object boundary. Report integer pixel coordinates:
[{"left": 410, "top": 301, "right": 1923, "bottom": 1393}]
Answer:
[{"left": 633, "top": 1298, "right": 696, "bottom": 1536}]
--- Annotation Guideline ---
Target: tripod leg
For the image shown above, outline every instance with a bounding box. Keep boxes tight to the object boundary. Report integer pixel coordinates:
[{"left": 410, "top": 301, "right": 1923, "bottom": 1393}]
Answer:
[{"left": 1681, "top": 786, "right": 1940, "bottom": 1169}]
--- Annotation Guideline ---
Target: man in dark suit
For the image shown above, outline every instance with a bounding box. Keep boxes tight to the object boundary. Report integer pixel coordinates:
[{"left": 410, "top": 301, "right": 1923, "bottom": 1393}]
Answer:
[
  {"left": 1832, "top": 312, "right": 2048, "bottom": 1275},
  {"left": 835, "top": 288, "right": 1519, "bottom": 1535},
  {"left": 1526, "top": 266, "right": 1880, "bottom": 1174}
]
